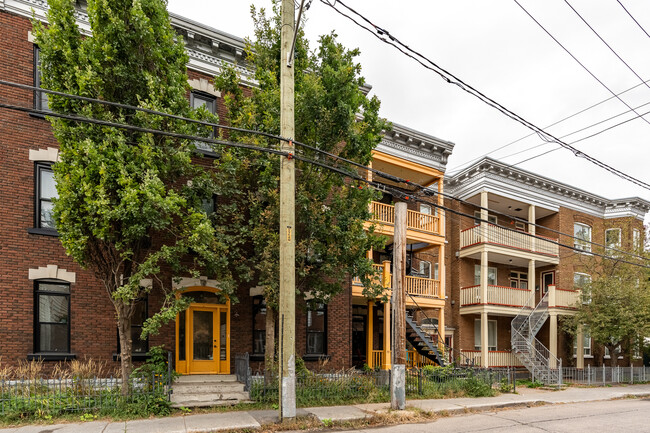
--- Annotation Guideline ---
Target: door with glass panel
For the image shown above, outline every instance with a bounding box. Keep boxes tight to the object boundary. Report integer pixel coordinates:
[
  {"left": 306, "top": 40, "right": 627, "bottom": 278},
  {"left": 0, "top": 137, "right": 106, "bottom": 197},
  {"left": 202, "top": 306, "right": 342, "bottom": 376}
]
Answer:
[{"left": 176, "top": 298, "right": 230, "bottom": 374}]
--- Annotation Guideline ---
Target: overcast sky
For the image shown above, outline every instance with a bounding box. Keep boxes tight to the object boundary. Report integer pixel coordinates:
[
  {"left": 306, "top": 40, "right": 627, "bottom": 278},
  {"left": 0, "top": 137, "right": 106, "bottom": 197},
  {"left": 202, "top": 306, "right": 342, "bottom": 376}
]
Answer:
[{"left": 168, "top": 0, "right": 650, "bottom": 206}]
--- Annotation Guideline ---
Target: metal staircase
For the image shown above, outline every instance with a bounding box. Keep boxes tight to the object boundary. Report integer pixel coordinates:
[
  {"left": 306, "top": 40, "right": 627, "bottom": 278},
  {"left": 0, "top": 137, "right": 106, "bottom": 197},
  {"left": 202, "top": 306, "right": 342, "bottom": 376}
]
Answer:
[
  {"left": 511, "top": 291, "right": 562, "bottom": 384},
  {"left": 406, "top": 312, "right": 445, "bottom": 366}
]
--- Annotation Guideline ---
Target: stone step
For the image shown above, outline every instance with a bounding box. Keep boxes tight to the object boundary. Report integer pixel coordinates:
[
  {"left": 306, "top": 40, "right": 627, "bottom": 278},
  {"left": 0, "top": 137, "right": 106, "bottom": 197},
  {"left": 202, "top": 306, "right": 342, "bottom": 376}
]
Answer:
[
  {"left": 172, "top": 382, "right": 245, "bottom": 395},
  {"left": 171, "top": 391, "right": 250, "bottom": 408},
  {"left": 174, "top": 374, "right": 238, "bottom": 383}
]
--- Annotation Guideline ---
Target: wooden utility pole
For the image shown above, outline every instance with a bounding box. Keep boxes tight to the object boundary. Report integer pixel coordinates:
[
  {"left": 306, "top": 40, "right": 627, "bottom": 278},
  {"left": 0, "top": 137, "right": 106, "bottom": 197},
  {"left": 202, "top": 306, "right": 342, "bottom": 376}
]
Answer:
[
  {"left": 391, "top": 202, "right": 407, "bottom": 410},
  {"left": 278, "top": 0, "right": 296, "bottom": 421}
]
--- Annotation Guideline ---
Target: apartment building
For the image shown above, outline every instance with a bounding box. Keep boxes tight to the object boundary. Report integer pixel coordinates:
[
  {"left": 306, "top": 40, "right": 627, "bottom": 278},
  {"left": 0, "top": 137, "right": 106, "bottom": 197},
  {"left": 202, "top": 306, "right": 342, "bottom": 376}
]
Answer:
[
  {"left": 445, "top": 158, "right": 649, "bottom": 374},
  {"left": 0, "top": 0, "right": 456, "bottom": 374}
]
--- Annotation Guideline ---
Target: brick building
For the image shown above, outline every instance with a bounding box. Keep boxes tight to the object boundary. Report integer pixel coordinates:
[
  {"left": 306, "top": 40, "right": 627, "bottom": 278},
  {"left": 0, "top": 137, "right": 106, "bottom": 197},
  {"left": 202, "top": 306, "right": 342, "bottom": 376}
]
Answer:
[
  {"left": 0, "top": 0, "right": 455, "bottom": 375},
  {"left": 444, "top": 157, "right": 650, "bottom": 373}
]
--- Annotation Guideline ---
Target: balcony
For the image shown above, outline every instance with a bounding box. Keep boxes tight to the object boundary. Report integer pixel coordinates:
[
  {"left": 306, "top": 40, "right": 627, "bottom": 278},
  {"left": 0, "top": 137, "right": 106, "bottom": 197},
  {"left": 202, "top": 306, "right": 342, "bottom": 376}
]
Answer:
[
  {"left": 460, "top": 350, "right": 523, "bottom": 367},
  {"left": 352, "top": 263, "right": 443, "bottom": 305},
  {"left": 369, "top": 201, "right": 442, "bottom": 238},
  {"left": 460, "top": 224, "right": 559, "bottom": 257},
  {"left": 460, "top": 284, "right": 532, "bottom": 309},
  {"left": 549, "top": 285, "right": 580, "bottom": 310}
]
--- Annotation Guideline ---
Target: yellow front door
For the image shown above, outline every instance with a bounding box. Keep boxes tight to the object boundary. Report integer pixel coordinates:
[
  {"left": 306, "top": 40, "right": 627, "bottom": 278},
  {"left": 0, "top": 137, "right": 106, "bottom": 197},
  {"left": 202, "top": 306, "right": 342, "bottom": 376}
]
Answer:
[{"left": 176, "top": 302, "right": 230, "bottom": 375}]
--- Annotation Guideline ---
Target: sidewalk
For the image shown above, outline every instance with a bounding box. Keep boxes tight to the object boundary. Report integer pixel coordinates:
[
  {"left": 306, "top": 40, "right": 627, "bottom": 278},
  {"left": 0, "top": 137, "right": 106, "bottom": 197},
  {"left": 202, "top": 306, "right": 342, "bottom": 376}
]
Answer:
[{"left": 2, "top": 384, "right": 650, "bottom": 433}]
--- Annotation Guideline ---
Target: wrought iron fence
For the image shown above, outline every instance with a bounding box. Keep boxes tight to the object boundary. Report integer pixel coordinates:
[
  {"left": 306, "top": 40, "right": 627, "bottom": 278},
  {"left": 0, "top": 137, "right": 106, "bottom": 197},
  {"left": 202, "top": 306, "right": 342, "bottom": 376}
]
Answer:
[
  {"left": 562, "top": 366, "right": 650, "bottom": 385},
  {"left": 234, "top": 353, "right": 252, "bottom": 392},
  {"left": 0, "top": 372, "right": 171, "bottom": 417}
]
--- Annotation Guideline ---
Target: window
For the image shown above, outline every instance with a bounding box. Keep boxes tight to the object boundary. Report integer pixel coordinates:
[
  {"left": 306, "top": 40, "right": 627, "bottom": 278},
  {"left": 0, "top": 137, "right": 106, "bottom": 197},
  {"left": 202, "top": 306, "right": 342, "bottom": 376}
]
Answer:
[
  {"left": 574, "top": 223, "right": 592, "bottom": 252},
  {"left": 509, "top": 271, "right": 528, "bottom": 290},
  {"left": 306, "top": 304, "right": 326, "bottom": 355},
  {"left": 116, "top": 298, "right": 148, "bottom": 355},
  {"left": 474, "top": 264, "right": 497, "bottom": 286},
  {"left": 201, "top": 196, "right": 216, "bottom": 216},
  {"left": 419, "top": 260, "right": 431, "bottom": 279},
  {"left": 252, "top": 297, "right": 266, "bottom": 355},
  {"left": 190, "top": 92, "right": 216, "bottom": 152},
  {"left": 574, "top": 273, "right": 592, "bottom": 304},
  {"left": 474, "top": 211, "right": 497, "bottom": 225},
  {"left": 604, "top": 345, "right": 622, "bottom": 359},
  {"left": 420, "top": 204, "right": 432, "bottom": 215},
  {"left": 474, "top": 319, "right": 497, "bottom": 351},
  {"left": 36, "top": 163, "right": 58, "bottom": 229},
  {"left": 633, "top": 228, "right": 641, "bottom": 251},
  {"left": 433, "top": 262, "right": 439, "bottom": 280},
  {"left": 573, "top": 333, "right": 591, "bottom": 357},
  {"left": 605, "top": 228, "right": 621, "bottom": 251},
  {"left": 35, "top": 281, "right": 70, "bottom": 353},
  {"left": 34, "top": 47, "right": 50, "bottom": 112},
  {"left": 514, "top": 221, "right": 526, "bottom": 231}
]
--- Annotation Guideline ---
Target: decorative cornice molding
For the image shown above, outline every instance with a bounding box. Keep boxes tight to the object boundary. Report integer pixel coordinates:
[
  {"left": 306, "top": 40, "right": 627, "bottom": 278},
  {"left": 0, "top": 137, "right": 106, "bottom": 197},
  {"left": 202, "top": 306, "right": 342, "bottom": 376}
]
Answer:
[
  {"left": 446, "top": 157, "right": 650, "bottom": 220},
  {"left": 379, "top": 122, "right": 455, "bottom": 172}
]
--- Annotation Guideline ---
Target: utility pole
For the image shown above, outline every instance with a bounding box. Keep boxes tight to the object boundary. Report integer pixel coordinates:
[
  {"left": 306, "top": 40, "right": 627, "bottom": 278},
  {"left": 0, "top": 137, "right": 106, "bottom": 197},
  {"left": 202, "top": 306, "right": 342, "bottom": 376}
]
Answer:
[
  {"left": 391, "top": 202, "right": 407, "bottom": 410},
  {"left": 278, "top": 0, "right": 296, "bottom": 421}
]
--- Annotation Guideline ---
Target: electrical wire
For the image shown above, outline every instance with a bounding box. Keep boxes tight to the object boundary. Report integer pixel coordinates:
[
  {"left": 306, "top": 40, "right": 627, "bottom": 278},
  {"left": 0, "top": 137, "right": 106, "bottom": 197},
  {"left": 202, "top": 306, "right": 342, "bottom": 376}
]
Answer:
[
  {"left": 616, "top": 0, "right": 650, "bottom": 41},
  {"left": 1, "top": 79, "right": 646, "bottom": 262},
  {"left": 446, "top": 78, "right": 650, "bottom": 175},
  {"left": 318, "top": 0, "right": 650, "bottom": 191}
]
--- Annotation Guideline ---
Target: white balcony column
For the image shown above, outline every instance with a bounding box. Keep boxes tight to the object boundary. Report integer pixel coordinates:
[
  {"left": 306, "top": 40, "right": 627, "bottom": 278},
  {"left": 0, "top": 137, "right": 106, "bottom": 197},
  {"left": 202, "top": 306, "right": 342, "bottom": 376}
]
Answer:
[
  {"left": 528, "top": 204, "right": 536, "bottom": 252},
  {"left": 576, "top": 326, "right": 585, "bottom": 369},
  {"left": 481, "top": 311, "right": 488, "bottom": 367},
  {"left": 480, "top": 191, "right": 489, "bottom": 243},
  {"left": 528, "top": 259, "right": 536, "bottom": 307},
  {"left": 549, "top": 312, "right": 558, "bottom": 368},
  {"left": 548, "top": 284, "right": 556, "bottom": 308},
  {"left": 481, "top": 250, "right": 488, "bottom": 305}
]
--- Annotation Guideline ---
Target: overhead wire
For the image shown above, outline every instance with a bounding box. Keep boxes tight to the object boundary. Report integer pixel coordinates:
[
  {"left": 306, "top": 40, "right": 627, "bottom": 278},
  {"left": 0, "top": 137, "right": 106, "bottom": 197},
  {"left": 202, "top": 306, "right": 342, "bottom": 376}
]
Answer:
[
  {"left": 318, "top": 0, "right": 650, "bottom": 191},
  {"left": 616, "top": 0, "right": 650, "bottom": 40},
  {"left": 1, "top": 80, "right": 646, "bottom": 263}
]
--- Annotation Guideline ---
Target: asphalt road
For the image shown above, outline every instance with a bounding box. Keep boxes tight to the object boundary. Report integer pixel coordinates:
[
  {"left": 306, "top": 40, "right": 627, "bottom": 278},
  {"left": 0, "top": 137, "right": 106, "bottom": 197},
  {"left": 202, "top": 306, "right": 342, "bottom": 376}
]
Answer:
[{"left": 341, "top": 398, "right": 650, "bottom": 433}]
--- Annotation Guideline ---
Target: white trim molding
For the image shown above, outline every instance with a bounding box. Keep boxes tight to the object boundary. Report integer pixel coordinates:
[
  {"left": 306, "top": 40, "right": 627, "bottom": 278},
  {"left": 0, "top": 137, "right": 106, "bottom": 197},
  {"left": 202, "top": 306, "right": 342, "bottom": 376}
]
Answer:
[
  {"left": 173, "top": 276, "right": 219, "bottom": 290},
  {"left": 188, "top": 78, "right": 221, "bottom": 97},
  {"left": 28, "top": 265, "right": 76, "bottom": 283},
  {"left": 29, "top": 147, "right": 59, "bottom": 163}
]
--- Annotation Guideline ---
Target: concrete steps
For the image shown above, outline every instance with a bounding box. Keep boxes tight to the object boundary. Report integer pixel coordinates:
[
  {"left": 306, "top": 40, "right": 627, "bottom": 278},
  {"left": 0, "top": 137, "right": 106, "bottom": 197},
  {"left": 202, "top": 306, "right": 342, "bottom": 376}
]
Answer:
[{"left": 171, "top": 374, "right": 250, "bottom": 408}]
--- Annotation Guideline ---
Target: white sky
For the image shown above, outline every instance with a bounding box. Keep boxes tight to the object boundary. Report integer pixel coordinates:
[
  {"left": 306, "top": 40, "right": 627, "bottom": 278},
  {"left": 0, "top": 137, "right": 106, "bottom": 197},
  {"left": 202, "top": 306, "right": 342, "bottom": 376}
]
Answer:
[{"left": 168, "top": 0, "right": 650, "bottom": 206}]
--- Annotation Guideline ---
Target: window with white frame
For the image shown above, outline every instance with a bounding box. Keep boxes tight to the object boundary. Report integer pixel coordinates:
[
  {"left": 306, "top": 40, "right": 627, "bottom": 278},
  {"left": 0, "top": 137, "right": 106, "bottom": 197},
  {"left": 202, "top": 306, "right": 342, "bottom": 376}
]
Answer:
[
  {"left": 633, "top": 228, "right": 641, "bottom": 251},
  {"left": 604, "top": 345, "right": 622, "bottom": 359},
  {"left": 433, "top": 262, "right": 439, "bottom": 280},
  {"left": 474, "top": 211, "right": 497, "bottom": 225},
  {"left": 419, "top": 260, "right": 431, "bottom": 279},
  {"left": 474, "top": 319, "right": 497, "bottom": 351},
  {"left": 474, "top": 264, "right": 497, "bottom": 285},
  {"left": 574, "top": 223, "right": 592, "bottom": 252},
  {"left": 573, "top": 333, "right": 592, "bottom": 357},
  {"left": 34, "top": 47, "right": 50, "bottom": 112},
  {"left": 605, "top": 228, "right": 621, "bottom": 251},
  {"left": 190, "top": 92, "right": 216, "bottom": 152},
  {"left": 509, "top": 271, "right": 528, "bottom": 289},
  {"left": 574, "top": 273, "right": 592, "bottom": 304}
]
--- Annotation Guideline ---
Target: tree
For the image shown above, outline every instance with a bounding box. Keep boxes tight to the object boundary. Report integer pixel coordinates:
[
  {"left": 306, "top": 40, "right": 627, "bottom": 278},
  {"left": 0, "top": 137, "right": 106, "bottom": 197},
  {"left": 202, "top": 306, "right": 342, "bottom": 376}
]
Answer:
[
  {"left": 213, "top": 2, "right": 387, "bottom": 367},
  {"left": 33, "top": 0, "right": 231, "bottom": 391},
  {"left": 564, "top": 239, "right": 650, "bottom": 367}
]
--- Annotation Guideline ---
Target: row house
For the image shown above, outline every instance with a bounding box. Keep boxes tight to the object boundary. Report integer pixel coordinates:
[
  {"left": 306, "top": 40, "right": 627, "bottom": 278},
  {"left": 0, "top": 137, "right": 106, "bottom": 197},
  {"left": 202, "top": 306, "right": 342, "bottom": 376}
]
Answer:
[
  {"left": 0, "top": 0, "right": 455, "bottom": 374},
  {"left": 445, "top": 158, "right": 649, "bottom": 375}
]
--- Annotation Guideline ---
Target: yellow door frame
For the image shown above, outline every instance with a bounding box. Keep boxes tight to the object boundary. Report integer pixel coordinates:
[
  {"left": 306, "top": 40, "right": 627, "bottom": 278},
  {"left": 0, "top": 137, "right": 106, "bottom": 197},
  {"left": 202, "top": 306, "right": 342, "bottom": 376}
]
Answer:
[{"left": 175, "top": 286, "right": 230, "bottom": 375}]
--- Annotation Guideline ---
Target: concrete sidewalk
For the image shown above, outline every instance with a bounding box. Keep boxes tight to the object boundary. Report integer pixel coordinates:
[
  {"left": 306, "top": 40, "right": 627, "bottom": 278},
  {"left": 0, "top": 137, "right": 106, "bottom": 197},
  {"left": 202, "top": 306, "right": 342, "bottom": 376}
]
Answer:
[{"left": 2, "top": 384, "right": 650, "bottom": 433}]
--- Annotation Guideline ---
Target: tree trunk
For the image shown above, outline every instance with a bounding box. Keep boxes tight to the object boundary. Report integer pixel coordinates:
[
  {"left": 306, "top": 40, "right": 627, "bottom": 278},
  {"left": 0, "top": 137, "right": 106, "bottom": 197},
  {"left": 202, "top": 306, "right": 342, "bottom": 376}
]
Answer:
[
  {"left": 607, "top": 344, "right": 618, "bottom": 368},
  {"left": 264, "top": 306, "right": 276, "bottom": 385},
  {"left": 116, "top": 301, "right": 133, "bottom": 396}
]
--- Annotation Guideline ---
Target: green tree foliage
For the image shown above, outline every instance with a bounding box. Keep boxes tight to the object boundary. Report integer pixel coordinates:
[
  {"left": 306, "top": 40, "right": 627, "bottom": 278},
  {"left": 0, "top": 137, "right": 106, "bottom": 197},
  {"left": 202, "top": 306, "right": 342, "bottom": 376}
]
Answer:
[
  {"left": 213, "top": 3, "right": 387, "bottom": 361},
  {"left": 33, "top": 0, "right": 231, "bottom": 391},
  {"left": 564, "top": 238, "right": 650, "bottom": 367}
]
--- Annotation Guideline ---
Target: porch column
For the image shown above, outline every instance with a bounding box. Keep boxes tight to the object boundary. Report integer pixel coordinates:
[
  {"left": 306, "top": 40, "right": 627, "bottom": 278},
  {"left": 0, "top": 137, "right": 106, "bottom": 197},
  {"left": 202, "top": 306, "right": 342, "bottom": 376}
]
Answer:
[
  {"left": 383, "top": 301, "right": 391, "bottom": 370},
  {"left": 439, "top": 244, "right": 445, "bottom": 300},
  {"left": 528, "top": 259, "right": 536, "bottom": 307},
  {"left": 576, "top": 326, "right": 585, "bottom": 369},
  {"left": 481, "top": 311, "right": 489, "bottom": 368},
  {"left": 528, "top": 204, "right": 536, "bottom": 252},
  {"left": 549, "top": 312, "right": 558, "bottom": 368},
  {"left": 366, "top": 300, "right": 374, "bottom": 368},
  {"left": 438, "top": 308, "right": 445, "bottom": 352},
  {"left": 480, "top": 191, "right": 488, "bottom": 243},
  {"left": 438, "top": 179, "right": 445, "bottom": 235}
]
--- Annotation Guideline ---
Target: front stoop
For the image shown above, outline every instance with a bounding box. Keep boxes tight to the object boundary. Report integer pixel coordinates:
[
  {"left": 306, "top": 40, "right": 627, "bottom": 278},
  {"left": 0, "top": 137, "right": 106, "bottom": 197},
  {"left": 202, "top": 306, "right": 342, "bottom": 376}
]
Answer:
[{"left": 171, "top": 374, "right": 250, "bottom": 408}]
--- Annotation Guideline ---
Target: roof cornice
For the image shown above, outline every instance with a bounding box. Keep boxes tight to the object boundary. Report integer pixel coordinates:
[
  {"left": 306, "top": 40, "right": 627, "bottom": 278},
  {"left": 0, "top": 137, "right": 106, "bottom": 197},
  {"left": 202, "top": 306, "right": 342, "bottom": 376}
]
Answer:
[{"left": 379, "top": 122, "right": 455, "bottom": 172}]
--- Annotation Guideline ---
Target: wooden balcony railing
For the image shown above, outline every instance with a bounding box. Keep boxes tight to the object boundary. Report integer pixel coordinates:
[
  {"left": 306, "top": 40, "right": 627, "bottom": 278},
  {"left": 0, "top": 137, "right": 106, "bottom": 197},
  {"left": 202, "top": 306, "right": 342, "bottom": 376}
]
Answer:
[
  {"left": 406, "top": 350, "right": 438, "bottom": 368},
  {"left": 353, "top": 263, "right": 442, "bottom": 300},
  {"left": 460, "top": 350, "right": 523, "bottom": 367},
  {"left": 460, "top": 284, "right": 531, "bottom": 308},
  {"left": 460, "top": 224, "right": 558, "bottom": 256},
  {"left": 370, "top": 350, "right": 384, "bottom": 369},
  {"left": 370, "top": 201, "right": 441, "bottom": 235},
  {"left": 548, "top": 285, "right": 579, "bottom": 309}
]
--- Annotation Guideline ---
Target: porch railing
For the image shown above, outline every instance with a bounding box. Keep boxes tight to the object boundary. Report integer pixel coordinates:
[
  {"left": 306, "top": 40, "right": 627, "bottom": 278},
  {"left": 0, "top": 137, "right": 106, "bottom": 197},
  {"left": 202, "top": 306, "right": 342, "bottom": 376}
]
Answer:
[
  {"left": 353, "top": 267, "right": 442, "bottom": 300},
  {"left": 370, "top": 201, "right": 441, "bottom": 235},
  {"left": 460, "top": 350, "right": 524, "bottom": 367},
  {"left": 460, "top": 224, "right": 558, "bottom": 256},
  {"left": 460, "top": 284, "right": 531, "bottom": 308}
]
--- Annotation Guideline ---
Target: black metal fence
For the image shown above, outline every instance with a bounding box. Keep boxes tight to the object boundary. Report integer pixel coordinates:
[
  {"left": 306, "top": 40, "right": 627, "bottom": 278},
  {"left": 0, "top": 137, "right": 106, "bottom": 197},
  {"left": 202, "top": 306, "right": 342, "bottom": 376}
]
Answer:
[
  {"left": 234, "top": 353, "right": 252, "bottom": 392},
  {"left": 0, "top": 372, "right": 171, "bottom": 418}
]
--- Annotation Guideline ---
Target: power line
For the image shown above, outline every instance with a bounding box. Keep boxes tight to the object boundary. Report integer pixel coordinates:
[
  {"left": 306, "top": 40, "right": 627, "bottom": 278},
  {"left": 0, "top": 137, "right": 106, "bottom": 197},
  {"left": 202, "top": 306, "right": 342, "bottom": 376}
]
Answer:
[
  {"left": 447, "top": 78, "right": 650, "bottom": 175},
  {"left": 1, "top": 80, "right": 645, "bottom": 262},
  {"left": 512, "top": 0, "right": 650, "bottom": 128},
  {"left": 616, "top": 0, "right": 650, "bottom": 40},
  {"left": 318, "top": 0, "right": 650, "bottom": 191},
  {"left": 563, "top": 0, "right": 650, "bottom": 95}
]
